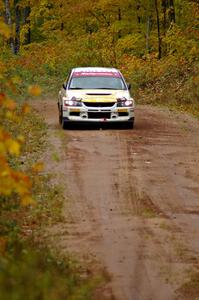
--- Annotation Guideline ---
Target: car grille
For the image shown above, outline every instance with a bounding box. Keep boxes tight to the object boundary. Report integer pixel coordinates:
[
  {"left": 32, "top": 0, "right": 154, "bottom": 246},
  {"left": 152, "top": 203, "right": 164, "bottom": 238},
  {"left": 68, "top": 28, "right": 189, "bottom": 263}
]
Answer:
[
  {"left": 83, "top": 102, "right": 115, "bottom": 107},
  {"left": 118, "top": 112, "right": 128, "bottom": 116},
  {"left": 70, "top": 112, "right": 80, "bottom": 116},
  {"left": 88, "top": 112, "right": 111, "bottom": 119}
]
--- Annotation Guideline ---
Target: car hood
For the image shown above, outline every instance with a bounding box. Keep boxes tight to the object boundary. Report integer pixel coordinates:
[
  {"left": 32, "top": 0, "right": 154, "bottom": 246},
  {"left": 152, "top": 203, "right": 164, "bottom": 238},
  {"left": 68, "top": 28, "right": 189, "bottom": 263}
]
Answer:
[{"left": 66, "top": 89, "right": 130, "bottom": 102}]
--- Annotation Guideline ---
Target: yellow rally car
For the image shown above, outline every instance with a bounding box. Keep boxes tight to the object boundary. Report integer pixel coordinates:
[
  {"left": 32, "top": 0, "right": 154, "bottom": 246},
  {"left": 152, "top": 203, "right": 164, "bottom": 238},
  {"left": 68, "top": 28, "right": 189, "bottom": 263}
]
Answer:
[{"left": 58, "top": 67, "right": 135, "bottom": 129}]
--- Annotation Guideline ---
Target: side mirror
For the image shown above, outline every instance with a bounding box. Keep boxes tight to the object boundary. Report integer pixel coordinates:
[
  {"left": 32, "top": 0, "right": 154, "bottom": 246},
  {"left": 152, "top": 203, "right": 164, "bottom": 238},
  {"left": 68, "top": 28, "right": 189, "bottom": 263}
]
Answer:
[
  {"left": 127, "top": 83, "right": 131, "bottom": 90},
  {"left": 63, "top": 84, "right": 66, "bottom": 90}
]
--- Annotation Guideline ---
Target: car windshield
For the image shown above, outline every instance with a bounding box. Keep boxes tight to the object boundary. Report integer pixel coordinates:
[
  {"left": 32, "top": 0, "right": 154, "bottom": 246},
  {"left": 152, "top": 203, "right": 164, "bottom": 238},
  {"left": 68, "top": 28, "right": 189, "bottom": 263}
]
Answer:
[{"left": 69, "top": 76, "right": 126, "bottom": 90}]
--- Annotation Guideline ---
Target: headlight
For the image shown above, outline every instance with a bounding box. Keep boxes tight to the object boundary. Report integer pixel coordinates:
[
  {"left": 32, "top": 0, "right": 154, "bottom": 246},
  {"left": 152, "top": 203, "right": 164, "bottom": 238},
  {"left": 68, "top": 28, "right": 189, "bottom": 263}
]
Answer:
[
  {"left": 63, "top": 96, "right": 82, "bottom": 107},
  {"left": 117, "top": 97, "right": 134, "bottom": 107}
]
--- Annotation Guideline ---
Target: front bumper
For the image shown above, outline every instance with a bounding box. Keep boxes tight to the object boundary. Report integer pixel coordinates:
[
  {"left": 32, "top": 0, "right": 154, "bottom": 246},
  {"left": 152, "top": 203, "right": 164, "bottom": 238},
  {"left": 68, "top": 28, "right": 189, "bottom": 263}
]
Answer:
[{"left": 62, "top": 103, "right": 134, "bottom": 123}]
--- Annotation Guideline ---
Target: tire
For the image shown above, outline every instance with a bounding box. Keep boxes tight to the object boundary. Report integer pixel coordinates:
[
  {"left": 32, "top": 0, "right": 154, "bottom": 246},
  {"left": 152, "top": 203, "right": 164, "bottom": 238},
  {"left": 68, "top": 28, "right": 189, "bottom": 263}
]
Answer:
[
  {"left": 123, "top": 119, "right": 134, "bottom": 129},
  {"left": 61, "top": 116, "right": 70, "bottom": 130},
  {"left": 61, "top": 119, "right": 67, "bottom": 129},
  {"left": 58, "top": 104, "right": 62, "bottom": 125},
  {"left": 59, "top": 106, "right": 69, "bottom": 129}
]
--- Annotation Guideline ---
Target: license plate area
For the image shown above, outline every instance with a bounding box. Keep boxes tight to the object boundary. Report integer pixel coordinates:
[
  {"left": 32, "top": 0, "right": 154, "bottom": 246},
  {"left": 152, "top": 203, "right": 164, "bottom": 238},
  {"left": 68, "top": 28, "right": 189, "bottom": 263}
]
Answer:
[
  {"left": 88, "top": 112, "right": 111, "bottom": 119},
  {"left": 117, "top": 108, "right": 128, "bottom": 113},
  {"left": 70, "top": 108, "right": 81, "bottom": 112}
]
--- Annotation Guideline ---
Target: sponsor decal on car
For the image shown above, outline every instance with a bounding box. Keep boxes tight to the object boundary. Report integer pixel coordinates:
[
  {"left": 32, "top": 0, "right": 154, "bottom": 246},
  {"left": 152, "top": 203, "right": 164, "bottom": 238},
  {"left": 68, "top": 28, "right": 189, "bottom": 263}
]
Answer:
[
  {"left": 72, "top": 72, "right": 121, "bottom": 78},
  {"left": 83, "top": 96, "right": 116, "bottom": 103}
]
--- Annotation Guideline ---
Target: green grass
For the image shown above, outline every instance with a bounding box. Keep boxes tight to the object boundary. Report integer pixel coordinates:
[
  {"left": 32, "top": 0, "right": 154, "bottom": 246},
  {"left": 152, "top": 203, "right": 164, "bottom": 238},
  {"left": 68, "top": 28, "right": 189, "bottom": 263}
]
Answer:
[{"left": 0, "top": 243, "right": 101, "bottom": 300}]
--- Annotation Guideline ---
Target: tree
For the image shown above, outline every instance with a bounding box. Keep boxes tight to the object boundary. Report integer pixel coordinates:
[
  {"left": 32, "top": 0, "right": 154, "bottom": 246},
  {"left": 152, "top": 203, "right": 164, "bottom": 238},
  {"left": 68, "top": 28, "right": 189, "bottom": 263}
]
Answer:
[
  {"left": 14, "top": 0, "right": 20, "bottom": 53},
  {"left": 168, "top": 0, "right": 175, "bottom": 23},
  {"left": 154, "top": 0, "right": 162, "bottom": 58},
  {"left": 4, "top": 0, "right": 14, "bottom": 52},
  {"left": 23, "top": 3, "right": 31, "bottom": 44}
]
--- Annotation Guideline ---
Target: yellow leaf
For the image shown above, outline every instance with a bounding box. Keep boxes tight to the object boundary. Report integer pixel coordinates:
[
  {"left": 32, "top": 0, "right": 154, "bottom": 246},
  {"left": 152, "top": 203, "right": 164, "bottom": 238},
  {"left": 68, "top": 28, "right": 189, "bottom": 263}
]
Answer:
[
  {"left": 5, "top": 98, "right": 17, "bottom": 110},
  {"left": 1, "top": 170, "right": 9, "bottom": 177},
  {"left": 28, "top": 85, "right": 42, "bottom": 96},
  {"left": 6, "top": 139, "right": 20, "bottom": 156},
  {"left": 32, "top": 162, "right": 44, "bottom": 173},
  {"left": 11, "top": 76, "right": 22, "bottom": 84},
  {"left": 21, "top": 103, "right": 30, "bottom": 114},
  {"left": 21, "top": 195, "right": 35, "bottom": 206},
  {"left": 0, "top": 21, "right": 11, "bottom": 39},
  {"left": 5, "top": 111, "right": 13, "bottom": 119},
  {"left": 15, "top": 183, "right": 29, "bottom": 195},
  {"left": 17, "top": 135, "right": 25, "bottom": 144}
]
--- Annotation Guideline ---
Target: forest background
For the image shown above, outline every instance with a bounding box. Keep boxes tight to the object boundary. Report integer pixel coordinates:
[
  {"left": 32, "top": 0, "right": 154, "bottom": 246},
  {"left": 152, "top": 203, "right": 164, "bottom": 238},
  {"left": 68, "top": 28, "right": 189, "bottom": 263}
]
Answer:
[{"left": 0, "top": 0, "right": 198, "bottom": 299}]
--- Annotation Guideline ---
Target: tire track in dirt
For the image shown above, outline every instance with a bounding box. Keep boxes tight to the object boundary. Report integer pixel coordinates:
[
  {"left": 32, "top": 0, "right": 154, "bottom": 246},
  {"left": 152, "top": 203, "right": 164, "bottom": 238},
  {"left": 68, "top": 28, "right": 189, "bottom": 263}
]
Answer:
[{"left": 32, "top": 100, "right": 199, "bottom": 300}]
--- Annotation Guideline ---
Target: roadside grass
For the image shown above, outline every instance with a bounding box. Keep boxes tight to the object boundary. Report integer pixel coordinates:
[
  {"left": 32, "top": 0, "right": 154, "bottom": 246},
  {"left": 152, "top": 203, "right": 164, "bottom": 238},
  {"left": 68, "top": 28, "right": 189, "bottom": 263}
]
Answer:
[
  {"left": 142, "top": 207, "right": 157, "bottom": 218},
  {"left": 159, "top": 222, "right": 173, "bottom": 231},
  {"left": 51, "top": 151, "right": 61, "bottom": 162},
  {"left": 0, "top": 243, "right": 101, "bottom": 300},
  {"left": 141, "top": 193, "right": 162, "bottom": 218},
  {"left": 135, "top": 60, "right": 199, "bottom": 118},
  {"left": 176, "top": 270, "right": 199, "bottom": 300},
  {"left": 0, "top": 108, "right": 102, "bottom": 299}
]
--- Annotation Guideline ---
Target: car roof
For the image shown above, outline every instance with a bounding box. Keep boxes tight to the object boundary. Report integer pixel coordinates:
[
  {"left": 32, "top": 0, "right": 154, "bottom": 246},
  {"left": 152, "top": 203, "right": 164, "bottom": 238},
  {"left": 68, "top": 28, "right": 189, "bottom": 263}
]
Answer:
[
  {"left": 71, "top": 67, "right": 120, "bottom": 74},
  {"left": 71, "top": 67, "right": 122, "bottom": 79}
]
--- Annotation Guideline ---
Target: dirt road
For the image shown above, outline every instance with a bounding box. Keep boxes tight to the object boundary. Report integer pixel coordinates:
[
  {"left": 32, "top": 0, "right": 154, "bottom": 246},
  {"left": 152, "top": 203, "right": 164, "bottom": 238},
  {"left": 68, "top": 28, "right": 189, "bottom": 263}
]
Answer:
[{"left": 32, "top": 99, "right": 199, "bottom": 300}]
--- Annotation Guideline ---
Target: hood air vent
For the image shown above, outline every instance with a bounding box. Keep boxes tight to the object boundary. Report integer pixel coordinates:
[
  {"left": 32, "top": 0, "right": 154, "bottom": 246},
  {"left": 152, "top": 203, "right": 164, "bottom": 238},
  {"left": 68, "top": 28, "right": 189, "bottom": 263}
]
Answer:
[{"left": 86, "top": 93, "right": 112, "bottom": 96}]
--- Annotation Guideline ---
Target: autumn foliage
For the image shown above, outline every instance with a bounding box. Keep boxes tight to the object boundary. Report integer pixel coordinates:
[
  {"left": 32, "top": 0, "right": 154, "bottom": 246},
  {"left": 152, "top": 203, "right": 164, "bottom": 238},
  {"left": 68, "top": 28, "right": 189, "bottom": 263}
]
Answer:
[
  {"left": 0, "top": 93, "right": 33, "bottom": 203},
  {"left": 0, "top": 0, "right": 198, "bottom": 297},
  {"left": 0, "top": 0, "right": 198, "bottom": 115}
]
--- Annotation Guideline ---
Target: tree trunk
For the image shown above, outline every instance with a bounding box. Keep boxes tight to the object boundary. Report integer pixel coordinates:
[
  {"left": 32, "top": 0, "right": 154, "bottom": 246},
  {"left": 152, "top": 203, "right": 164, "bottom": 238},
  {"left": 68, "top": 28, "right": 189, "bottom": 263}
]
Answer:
[
  {"left": 4, "top": 0, "right": 14, "bottom": 53},
  {"left": 14, "top": 1, "right": 20, "bottom": 54},
  {"left": 169, "top": 0, "right": 175, "bottom": 23},
  {"left": 146, "top": 15, "right": 151, "bottom": 52},
  {"left": 118, "top": 7, "right": 122, "bottom": 38},
  {"left": 24, "top": 4, "right": 31, "bottom": 44},
  {"left": 162, "top": 0, "right": 168, "bottom": 34},
  {"left": 154, "top": 0, "right": 162, "bottom": 59},
  {"left": 136, "top": 2, "right": 141, "bottom": 24},
  {"left": 60, "top": 3, "right": 64, "bottom": 31}
]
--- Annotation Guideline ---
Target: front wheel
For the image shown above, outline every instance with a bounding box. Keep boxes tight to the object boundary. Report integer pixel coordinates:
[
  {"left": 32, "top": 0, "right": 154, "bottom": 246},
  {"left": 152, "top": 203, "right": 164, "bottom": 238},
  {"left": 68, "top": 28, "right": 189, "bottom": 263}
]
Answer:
[
  {"left": 58, "top": 104, "right": 62, "bottom": 125},
  {"left": 61, "top": 115, "right": 69, "bottom": 129},
  {"left": 61, "top": 116, "right": 70, "bottom": 130},
  {"left": 59, "top": 106, "right": 68, "bottom": 129},
  {"left": 123, "top": 119, "right": 134, "bottom": 129}
]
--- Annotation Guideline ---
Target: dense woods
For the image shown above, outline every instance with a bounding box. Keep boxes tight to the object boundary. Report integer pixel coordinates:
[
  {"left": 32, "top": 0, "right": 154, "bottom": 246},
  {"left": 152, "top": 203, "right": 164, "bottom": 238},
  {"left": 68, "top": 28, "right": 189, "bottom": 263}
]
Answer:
[
  {"left": 0, "top": 0, "right": 199, "bottom": 299},
  {"left": 1, "top": 0, "right": 198, "bottom": 105}
]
